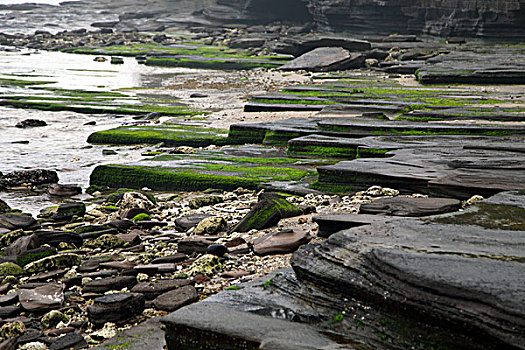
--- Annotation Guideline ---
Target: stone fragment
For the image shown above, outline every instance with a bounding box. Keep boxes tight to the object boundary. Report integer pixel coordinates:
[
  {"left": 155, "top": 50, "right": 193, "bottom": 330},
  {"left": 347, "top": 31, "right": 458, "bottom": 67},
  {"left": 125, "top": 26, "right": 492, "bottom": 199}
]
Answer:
[
  {"left": 253, "top": 229, "right": 311, "bottom": 256},
  {"left": 161, "top": 303, "right": 348, "bottom": 349},
  {"left": 117, "top": 192, "right": 155, "bottom": 213},
  {"left": 0, "top": 169, "right": 58, "bottom": 187},
  {"left": 18, "top": 283, "right": 63, "bottom": 312},
  {"left": 193, "top": 216, "right": 227, "bottom": 235},
  {"left": 0, "top": 199, "right": 11, "bottom": 214},
  {"left": 150, "top": 253, "right": 187, "bottom": 264},
  {"left": 0, "top": 320, "right": 25, "bottom": 339},
  {"left": 231, "top": 192, "right": 302, "bottom": 232},
  {"left": 120, "top": 208, "right": 149, "bottom": 220},
  {"left": 206, "top": 244, "right": 228, "bottom": 257},
  {"left": 0, "top": 292, "right": 18, "bottom": 306},
  {"left": 87, "top": 293, "right": 145, "bottom": 325},
  {"left": 35, "top": 230, "right": 83, "bottom": 249},
  {"left": 152, "top": 285, "right": 198, "bottom": 312}
]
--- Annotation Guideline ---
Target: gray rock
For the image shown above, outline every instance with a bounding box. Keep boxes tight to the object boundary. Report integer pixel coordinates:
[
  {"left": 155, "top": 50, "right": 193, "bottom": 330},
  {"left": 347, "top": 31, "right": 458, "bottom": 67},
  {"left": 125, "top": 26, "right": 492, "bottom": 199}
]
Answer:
[
  {"left": 91, "top": 319, "right": 165, "bottom": 350},
  {"left": 279, "top": 47, "right": 365, "bottom": 72},
  {"left": 0, "top": 213, "right": 37, "bottom": 230},
  {"left": 49, "top": 332, "right": 87, "bottom": 350},
  {"left": 359, "top": 197, "right": 461, "bottom": 216},
  {"left": 47, "top": 183, "right": 82, "bottom": 197},
  {"left": 161, "top": 302, "right": 351, "bottom": 349}
]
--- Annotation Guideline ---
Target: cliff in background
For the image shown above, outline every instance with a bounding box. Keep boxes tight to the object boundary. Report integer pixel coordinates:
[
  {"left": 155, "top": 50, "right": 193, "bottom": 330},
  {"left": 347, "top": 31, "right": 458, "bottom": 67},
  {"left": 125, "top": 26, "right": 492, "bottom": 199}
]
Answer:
[{"left": 217, "top": 0, "right": 525, "bottom": 38}]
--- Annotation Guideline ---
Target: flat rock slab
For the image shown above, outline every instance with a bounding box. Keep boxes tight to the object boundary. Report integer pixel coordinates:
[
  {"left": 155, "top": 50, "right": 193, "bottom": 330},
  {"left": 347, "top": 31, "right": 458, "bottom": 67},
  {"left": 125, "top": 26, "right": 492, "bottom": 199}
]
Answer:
[
  {"left": 161, "top": 302, "right": 354, "bottom": 349},
  {"left": 153, "top": 285, "right": 198, "bottom": 312},
  {"left": 279, "top": 47, "right": 364, "bottom": 72},
  {"left": 312, "top": 214, "right": 397, "bottom": 238},
  {"left": 359, "top": 197, "right": 461, "bottom": 216},
  {"left": 88, "top": 292, "right": 145, "bottom": 325},
  {"left": 254, "top": 229, "right": 311, "bottom": 256},
  {"left": 0, "top": 213, "right": 37, "bottom": 230},
  {"left": 18, "top": 283, "right": 64, "bottom": 312},
  {"left": 89, "top": 145, "right": 318, "bottom": 193},
  {"left": 92, "top": 318, "right": 166, "bottom": 350},
  {"left": 292, "top": 194, "right": 525, "bottom": 349},
  {"left": 317, "top": 146, "right": 525, "bottom": 199}
]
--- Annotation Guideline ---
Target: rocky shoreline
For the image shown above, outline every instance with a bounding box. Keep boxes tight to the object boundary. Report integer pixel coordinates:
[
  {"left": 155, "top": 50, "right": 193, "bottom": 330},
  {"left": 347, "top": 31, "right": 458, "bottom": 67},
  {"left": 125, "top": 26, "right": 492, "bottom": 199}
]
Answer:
[{"left": 0, "top": 3, "right": 524, "bottom": 349}]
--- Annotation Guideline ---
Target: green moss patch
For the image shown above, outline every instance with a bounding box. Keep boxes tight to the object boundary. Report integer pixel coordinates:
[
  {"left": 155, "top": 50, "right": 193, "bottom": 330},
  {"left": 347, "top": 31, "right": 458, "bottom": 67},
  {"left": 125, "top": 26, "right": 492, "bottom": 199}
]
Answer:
[
  {"left": 89, "top": 146, "right": 319, "bottom": 192},
  {"left": 88, "top": 125, "right": 228, "bottom": 146},
  {"left": 433, "top": 203, "right": 525, "bottom": 230}
]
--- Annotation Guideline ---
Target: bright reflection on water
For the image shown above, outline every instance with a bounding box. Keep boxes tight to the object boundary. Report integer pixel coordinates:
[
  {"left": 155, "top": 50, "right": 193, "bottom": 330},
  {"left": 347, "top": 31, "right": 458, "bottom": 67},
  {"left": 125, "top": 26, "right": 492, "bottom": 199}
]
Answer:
[{"left": 0, "top": 49, "right": 189, "bottom": 215}]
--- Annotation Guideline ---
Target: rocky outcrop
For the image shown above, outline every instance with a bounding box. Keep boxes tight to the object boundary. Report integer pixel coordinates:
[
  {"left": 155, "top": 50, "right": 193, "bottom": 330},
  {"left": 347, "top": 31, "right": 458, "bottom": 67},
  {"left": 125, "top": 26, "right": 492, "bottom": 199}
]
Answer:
[
  {"left": 160, "top": 190, "right": 525, "bottom": 349},
  {"left": 216, "top": 0, "right": 525, "bottom": 38}
]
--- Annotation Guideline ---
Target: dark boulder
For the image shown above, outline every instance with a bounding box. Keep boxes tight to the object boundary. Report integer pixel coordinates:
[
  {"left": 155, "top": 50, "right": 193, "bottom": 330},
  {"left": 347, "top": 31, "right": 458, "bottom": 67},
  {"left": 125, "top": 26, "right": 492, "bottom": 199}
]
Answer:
[
  {"left": 15, "top": 119, "right": 47, "bottom": 128},
  {"left": 0, "top": 169, "right": 58, "bottom": 187}
]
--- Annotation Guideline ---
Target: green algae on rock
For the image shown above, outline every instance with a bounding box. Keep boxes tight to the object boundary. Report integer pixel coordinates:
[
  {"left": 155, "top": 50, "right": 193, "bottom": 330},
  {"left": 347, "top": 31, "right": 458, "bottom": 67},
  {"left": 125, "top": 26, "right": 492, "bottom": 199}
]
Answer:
[
  {"left": 24, "top": 253, "right": 81, "bottom": 274},
  {"left": 0, "top": 262, "right": 24, "bottom": 276},
  {"left": 90, "top": 146, "right": 318, "bottom": 192},
  {"left": 87, "top": 125, "right": 228, "bottom": 147}
]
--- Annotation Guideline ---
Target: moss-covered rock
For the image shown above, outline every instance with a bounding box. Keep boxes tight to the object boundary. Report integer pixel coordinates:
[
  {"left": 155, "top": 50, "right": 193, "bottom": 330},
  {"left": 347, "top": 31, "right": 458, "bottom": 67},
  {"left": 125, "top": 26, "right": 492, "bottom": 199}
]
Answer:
[
  {"left": 0, "top": 229, "right": 26, "bottom": 248},
  {"left": 0, "top": 321, "right": 26, "bottom": 339},
  {"left": 52, "top": 202, "right": 86, "bottom": 221},
  {"left": 193, "top": 216, "right": 227, "bottom": 235},
  {"left": 188, "top": 254, "right": 223, "bottom": 277},
  {"left": 41, "top": 310, "right": 70, "bottom": 329},
  {"left": 24, "top": 253, "right": 81, "bottom": 274},
  {"left": 231, "top": 192, "right": 303, "bottom": 232},
  {"left": 132, "top": 213, "right": 151, "bottom": 222},
  {"left": 84, "top": 234, "right": 128, "bottom": 249},
  {"left": 0, "top": 262, "right": 24, "bottom": 276}
]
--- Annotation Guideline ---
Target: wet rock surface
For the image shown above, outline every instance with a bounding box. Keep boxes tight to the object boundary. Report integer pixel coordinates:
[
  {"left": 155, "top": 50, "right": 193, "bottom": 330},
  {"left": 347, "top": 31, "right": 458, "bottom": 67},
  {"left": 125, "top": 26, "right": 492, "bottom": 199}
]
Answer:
[{"left": 0, "top": 3, "right": 523, "bottom": 349}]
